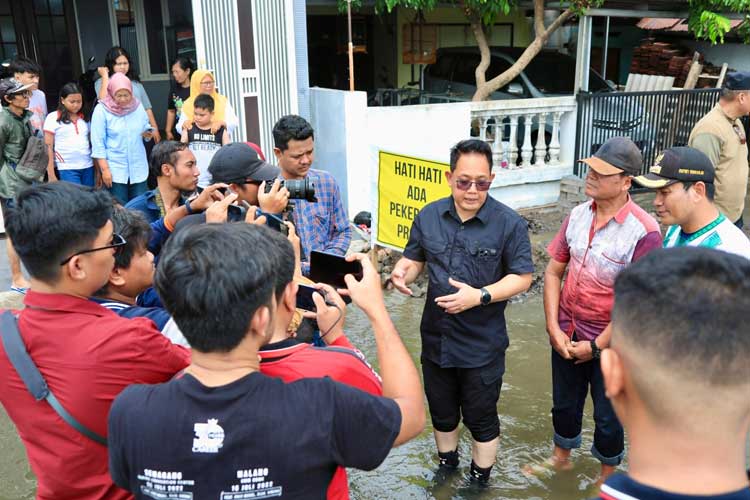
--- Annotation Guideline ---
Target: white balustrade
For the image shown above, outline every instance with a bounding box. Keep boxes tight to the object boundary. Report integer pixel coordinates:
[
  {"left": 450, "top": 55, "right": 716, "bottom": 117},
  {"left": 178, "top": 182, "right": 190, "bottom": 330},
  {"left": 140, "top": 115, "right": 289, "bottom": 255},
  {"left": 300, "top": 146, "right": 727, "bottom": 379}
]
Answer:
[{"left": 470, "top": 96, "right": 576, "bottom": 172}]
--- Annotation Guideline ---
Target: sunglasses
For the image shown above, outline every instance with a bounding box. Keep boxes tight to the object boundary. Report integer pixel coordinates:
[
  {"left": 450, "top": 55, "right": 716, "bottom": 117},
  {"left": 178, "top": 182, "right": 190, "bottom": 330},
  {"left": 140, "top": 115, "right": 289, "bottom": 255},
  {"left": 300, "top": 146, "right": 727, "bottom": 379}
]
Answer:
[
  {"left": 59, "top": 233, "right": 127, "bottom": 266},
  {"left": 455, "top": 179, "right": 492, "bottom": 192}
]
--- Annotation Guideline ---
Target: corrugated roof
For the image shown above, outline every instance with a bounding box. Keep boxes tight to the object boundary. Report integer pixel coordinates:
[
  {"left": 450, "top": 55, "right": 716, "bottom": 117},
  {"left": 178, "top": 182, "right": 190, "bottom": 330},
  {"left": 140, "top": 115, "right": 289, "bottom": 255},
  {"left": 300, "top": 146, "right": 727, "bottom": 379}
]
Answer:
[
  {"left": 637, "top": 17, "right": 745, "bottom": 31},
  {"left": 636, "top": 17, "right": 682, "bottom": 30}
]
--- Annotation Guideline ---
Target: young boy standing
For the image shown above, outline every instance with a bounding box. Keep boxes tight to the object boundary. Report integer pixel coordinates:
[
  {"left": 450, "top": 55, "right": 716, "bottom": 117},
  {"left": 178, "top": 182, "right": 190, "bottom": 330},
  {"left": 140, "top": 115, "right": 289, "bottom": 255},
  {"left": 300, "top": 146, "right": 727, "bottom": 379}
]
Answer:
[
  {"left": 9, "top": 56, "right": 46, "bottom": 131},
  {"left": 181, "top": 94, "right": 229, "bottom": 188}
]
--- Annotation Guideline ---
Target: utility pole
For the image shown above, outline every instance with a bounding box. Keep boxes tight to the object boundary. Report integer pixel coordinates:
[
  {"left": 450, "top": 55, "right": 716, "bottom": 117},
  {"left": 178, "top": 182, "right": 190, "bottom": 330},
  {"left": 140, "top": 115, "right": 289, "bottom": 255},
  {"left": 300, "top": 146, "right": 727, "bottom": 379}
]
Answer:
[{"left": 347, "top": 0, "right": 355, "bottom": 91}]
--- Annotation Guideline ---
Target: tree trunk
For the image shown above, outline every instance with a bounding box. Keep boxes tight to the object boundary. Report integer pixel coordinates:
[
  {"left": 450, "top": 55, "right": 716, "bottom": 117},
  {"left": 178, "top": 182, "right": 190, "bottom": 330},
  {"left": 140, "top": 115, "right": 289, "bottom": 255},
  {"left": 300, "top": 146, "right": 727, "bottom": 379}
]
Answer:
[{"left": 471, "top": 0, "right": 573, "bottom": 101}]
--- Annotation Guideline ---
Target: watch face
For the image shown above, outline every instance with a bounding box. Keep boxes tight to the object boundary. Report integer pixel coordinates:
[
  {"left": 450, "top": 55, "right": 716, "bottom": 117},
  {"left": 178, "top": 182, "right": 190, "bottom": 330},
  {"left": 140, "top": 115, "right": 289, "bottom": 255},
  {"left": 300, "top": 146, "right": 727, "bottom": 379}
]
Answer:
[{"left": 481, "top": 289, "right": 491, "bottom": 305}]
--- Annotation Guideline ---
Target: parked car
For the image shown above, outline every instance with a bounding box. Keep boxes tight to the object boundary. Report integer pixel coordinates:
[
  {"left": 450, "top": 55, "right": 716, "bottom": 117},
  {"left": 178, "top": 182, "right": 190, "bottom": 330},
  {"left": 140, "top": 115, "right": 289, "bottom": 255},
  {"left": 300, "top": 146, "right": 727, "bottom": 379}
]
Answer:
[
  {"left": 423, "top": 46, "right": 614, "bottom": 100},
  {"left": 423, "top": 47, "right": 653, "bottom": 165}
]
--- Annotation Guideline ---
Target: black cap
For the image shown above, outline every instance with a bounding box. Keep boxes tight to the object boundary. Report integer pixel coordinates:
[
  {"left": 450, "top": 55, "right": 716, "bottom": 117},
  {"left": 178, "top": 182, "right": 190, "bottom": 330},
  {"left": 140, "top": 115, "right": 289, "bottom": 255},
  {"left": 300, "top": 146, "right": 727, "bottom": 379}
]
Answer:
[
  {"left": 633, "top": 147, "right": 714, "bottom": 189},
  {"left": 579, "top": 136, "right": 642, "bottom": 176},
  {"left": 724, "top": 71, "right": 750, "bottom": 91},
  {"left": 0, "top": 78, "right": 33, "bottom": 99},
  {"left": 208, "top": 143, "right": 280, "bottom": 184}
]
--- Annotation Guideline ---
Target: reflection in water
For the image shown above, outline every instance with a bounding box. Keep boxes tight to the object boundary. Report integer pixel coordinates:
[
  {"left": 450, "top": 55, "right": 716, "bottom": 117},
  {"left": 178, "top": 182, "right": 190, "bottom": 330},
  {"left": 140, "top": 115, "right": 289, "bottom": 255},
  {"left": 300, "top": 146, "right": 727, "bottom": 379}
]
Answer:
[{"left": 0, "top": 293, "right": 608, "bottom": 500}]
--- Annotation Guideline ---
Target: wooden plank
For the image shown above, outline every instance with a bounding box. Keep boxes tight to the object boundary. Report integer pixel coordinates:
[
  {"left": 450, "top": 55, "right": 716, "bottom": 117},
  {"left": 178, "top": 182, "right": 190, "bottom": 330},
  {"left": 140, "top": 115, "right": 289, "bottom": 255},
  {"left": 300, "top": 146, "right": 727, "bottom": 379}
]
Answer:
[
  {"left": 716, "top": 63, "right": 729, "bottom": 88},
  {"left": 683, "top": 52, "right": 702, "bottom": 89}
]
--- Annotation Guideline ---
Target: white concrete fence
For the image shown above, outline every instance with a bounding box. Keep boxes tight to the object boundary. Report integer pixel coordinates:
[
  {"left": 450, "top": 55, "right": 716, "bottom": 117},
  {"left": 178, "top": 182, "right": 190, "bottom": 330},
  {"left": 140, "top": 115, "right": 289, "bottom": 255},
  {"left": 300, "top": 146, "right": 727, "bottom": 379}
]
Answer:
[
  {"left": 470, "top": 97, "right": 576, "bottom": 170},
  {"left": 308, "top": 88, "right": 578, "bottom": 218}
]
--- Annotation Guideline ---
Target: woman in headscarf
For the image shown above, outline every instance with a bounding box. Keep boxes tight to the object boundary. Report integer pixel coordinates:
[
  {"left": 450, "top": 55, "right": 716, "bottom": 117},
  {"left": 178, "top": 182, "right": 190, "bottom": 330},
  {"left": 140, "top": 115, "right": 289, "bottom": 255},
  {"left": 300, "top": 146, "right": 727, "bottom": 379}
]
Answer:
[
  {"left": 178, "top": 69, "right": 239, "bottom": 138},
  {"left": 90, "top": 73, "right": 153, "bottom": 204},
  {"left": 96, "top": 46, "right": 161, "bottom": 143}
]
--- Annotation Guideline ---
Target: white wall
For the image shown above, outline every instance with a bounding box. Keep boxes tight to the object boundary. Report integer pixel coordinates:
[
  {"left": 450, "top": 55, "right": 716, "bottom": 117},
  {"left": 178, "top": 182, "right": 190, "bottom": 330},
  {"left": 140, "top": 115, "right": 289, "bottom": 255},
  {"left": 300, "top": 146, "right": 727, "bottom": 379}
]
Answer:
[
  {"left": 309, "top": 88, "right": 368, "bottom": 215},
  {"left": 682, "top": 41, "right": 750, "bottom": 72},
  {"left": 364, "top": 102, "right": 473, "bottom": 217}
]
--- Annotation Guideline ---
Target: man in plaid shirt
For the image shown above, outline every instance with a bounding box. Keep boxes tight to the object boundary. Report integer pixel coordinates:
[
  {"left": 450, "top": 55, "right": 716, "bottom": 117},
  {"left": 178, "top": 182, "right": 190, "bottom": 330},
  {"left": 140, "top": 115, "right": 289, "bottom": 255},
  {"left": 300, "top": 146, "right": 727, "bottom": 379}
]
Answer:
[{"left": 273, "top": 115, "right": 351, "bottom": 275}]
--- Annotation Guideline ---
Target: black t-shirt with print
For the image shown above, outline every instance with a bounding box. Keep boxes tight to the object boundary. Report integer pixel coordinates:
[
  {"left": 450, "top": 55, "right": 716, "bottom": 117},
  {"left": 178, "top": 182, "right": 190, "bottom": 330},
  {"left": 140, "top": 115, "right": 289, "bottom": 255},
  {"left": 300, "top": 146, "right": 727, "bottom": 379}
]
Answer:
[
  {"left": 167, "top": 84, "right": 191, "bottom": 137},
  {"left": 108, "top": 371, "right": 401, "bottom": 499}
]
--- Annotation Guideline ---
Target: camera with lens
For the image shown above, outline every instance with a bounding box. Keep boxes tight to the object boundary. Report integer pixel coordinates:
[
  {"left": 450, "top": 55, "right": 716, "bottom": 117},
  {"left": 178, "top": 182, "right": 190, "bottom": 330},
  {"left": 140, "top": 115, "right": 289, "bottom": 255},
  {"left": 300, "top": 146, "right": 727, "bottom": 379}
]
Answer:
[{"left": 264, "top": 178, "right": 317, "bottom": 202}]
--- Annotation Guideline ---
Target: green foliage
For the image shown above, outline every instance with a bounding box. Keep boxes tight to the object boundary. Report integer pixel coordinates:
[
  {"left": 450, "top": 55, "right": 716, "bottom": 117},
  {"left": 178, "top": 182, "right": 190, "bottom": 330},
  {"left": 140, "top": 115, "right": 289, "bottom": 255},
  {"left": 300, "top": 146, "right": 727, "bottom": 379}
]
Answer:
[{"left": 687, "top": 0, "right": 750, "bottom": 43}]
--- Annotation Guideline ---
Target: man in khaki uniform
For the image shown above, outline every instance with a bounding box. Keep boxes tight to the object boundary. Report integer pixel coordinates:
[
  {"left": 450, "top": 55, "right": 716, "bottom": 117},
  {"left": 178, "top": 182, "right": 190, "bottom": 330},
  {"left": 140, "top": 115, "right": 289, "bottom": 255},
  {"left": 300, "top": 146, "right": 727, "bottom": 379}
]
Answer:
[{"left": 689, "top": 72, "right": 750, "bottom": 228}]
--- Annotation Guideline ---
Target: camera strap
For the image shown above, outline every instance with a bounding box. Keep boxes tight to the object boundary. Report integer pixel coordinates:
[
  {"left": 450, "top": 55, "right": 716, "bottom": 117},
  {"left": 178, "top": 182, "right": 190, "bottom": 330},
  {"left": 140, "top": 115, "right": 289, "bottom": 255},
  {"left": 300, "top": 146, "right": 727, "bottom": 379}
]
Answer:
[{"left": 0, "top": 311, "right": 107, "bottom": 445}]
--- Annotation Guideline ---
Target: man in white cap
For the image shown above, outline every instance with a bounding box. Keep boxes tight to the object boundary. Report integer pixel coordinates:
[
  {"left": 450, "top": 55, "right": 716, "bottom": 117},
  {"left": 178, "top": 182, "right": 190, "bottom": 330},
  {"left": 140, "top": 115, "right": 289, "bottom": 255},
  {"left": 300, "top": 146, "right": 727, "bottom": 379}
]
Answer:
[{"left": 0, "top": 77, "right": 35, "bottom": 293}]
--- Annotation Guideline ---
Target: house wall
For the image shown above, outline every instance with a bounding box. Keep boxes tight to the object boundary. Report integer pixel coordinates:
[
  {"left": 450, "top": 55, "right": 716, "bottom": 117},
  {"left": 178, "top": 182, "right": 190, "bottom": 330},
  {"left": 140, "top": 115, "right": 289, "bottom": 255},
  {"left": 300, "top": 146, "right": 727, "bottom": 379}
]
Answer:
[
  {"left": 395, "top": 7, "right": 534, "bottom": 88},
  {"left": 682, "top": 40, "right": 750, "bottom": 72},
  {"left": 75, "top": 0, "right": 174, "bottom": 130}
]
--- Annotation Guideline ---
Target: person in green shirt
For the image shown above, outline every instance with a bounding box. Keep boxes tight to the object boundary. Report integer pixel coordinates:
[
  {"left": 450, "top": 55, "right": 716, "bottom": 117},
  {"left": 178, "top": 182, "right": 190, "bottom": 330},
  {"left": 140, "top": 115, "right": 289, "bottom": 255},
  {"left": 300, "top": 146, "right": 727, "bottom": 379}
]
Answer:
[
  {"left": 634, "top": 146, "right": 750, "bottom": 260},
  {"left": 0, "top": 77, "right": 34, "bottom": 292}
]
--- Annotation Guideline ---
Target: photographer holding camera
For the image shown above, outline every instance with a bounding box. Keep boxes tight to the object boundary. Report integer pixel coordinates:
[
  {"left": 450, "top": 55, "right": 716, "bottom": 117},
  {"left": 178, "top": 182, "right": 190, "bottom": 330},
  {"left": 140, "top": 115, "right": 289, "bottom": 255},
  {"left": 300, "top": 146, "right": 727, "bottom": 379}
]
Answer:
[
  {"left": 272, "top": 115, "right": 351, "bottom": 276},
  {"left": 208, "top": 142, "right": 290, "bottom": 215},
  {"left": 107, "top": 224, "right": 425, "bottom": 499}
]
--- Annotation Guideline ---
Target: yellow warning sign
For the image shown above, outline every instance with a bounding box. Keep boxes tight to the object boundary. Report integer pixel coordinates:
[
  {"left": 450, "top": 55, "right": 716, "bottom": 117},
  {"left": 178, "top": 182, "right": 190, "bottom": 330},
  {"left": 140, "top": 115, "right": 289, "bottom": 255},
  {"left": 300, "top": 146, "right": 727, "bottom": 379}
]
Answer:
[{"left": 376, "top": 151, "right": 451, "bottom": 249}]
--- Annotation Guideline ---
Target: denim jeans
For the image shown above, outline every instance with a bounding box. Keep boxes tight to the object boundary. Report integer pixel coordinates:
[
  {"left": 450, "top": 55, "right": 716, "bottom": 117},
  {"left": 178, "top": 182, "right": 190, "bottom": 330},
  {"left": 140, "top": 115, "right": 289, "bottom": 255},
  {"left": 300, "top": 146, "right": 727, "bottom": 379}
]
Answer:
[
  {"left": 108, "top": 180, "right": 148, "bottom": 205},
  {"left": 551, "top": 348, "right": 624, "bottom": 466},
  {"left": 58, "top": 167, "right": 95, "bottom": 187}
]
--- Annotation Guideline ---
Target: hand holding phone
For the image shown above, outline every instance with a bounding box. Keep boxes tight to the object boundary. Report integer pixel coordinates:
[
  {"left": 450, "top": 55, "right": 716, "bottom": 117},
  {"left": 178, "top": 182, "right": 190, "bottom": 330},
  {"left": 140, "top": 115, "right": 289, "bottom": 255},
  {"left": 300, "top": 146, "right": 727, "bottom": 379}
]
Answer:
[
  {"left": 297, "top": 282, "right": 347, "bottom": 344},
  {"left": 309, "top": 251, "right": 363, "bottom": 289}
]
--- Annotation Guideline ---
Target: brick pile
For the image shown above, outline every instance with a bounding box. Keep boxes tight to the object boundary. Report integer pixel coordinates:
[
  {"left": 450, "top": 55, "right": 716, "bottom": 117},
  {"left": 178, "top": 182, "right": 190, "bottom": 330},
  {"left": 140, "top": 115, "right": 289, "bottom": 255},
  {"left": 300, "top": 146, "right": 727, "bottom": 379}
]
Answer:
[{"left": 629, "top": 40, "right": 726, "bottom": 87}]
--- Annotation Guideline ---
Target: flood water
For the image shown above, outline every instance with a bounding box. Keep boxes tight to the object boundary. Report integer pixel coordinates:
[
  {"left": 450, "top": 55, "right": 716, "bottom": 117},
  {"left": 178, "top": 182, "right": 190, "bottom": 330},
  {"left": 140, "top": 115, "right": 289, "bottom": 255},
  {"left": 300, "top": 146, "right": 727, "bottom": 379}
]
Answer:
[{"left": 0, "top": 292, "right": 606, "bottom": 500}]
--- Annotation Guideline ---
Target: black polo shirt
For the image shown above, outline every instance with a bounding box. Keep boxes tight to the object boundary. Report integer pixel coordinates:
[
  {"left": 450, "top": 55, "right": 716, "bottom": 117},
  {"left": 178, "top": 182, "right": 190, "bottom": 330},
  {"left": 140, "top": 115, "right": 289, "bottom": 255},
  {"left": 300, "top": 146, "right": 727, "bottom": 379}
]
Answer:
[{"left": 403, "top": 196, "right": 533, "bottom": 369}]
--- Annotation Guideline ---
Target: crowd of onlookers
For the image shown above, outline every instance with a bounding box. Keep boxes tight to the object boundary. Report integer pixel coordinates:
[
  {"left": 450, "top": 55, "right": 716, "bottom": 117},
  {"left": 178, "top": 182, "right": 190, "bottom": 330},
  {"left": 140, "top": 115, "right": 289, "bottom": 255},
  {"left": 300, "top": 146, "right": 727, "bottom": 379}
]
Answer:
[{"left": 0, "top": 50, "right": 749, "bottom": 500}]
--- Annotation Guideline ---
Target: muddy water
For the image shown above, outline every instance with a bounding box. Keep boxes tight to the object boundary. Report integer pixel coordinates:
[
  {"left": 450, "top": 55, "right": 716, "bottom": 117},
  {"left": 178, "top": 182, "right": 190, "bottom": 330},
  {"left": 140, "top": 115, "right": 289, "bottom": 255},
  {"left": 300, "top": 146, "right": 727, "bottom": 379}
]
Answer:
[{"left": 0, "top": 292, "right": 606, "bottom": 500}]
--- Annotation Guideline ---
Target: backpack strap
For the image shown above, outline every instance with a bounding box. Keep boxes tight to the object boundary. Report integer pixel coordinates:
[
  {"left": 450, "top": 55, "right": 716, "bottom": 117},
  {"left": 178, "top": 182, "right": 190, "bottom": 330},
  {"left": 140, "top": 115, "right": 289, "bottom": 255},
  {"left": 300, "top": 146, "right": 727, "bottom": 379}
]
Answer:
[{"left": 0, "top": 311, "right": 107, "bottom": 445}]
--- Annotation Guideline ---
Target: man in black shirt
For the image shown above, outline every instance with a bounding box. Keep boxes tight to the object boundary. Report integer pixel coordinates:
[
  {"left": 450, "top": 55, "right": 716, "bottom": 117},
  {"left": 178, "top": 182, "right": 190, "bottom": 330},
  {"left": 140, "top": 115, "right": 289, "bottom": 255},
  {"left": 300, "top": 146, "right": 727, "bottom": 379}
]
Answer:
[
  {"left": 108, "top": 223, "right": 425, "bottom": 499},
  {"left": 390, "top": 139, "right": 533, "bottom": 485}
]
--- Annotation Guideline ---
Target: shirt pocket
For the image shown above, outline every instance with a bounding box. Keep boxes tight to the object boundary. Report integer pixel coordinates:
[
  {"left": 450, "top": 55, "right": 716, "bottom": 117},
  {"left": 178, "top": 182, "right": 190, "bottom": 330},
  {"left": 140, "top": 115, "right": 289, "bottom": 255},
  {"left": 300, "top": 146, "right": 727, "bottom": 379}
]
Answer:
[
  {"left": 466, "top": 241, "right": 502, "bottom": 287},
  {"left": 597, "top": 252, "right": 628, "bottom": 285}
]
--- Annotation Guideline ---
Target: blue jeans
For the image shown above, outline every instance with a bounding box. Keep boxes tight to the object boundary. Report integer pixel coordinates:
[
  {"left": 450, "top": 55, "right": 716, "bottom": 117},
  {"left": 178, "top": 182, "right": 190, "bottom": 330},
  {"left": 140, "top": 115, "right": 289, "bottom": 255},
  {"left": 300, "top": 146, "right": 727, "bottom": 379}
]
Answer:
[
  {"left": 58, "top": 167, "right": 95, "bottom": 187},
  {"left": 108, "top": 180, "right": 148, "bottom": 204},
  {"left": 551, "top": 348, "right": 624, "bottom": 466}
]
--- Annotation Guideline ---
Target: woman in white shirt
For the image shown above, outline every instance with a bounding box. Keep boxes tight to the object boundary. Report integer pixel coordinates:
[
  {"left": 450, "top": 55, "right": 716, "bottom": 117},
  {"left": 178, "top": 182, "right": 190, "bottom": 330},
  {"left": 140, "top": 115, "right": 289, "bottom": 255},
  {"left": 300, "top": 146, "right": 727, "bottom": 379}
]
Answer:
[{"left": 43, "top": 83, "right": 94, "bottom": 186}]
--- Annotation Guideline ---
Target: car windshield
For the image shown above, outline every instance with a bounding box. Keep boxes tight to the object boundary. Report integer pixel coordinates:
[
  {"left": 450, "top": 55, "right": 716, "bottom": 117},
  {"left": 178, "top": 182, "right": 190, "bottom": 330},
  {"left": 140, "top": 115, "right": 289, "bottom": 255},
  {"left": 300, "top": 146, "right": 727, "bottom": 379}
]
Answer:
[{"left": 522, "top": 55, "right": 610, "bottom": 94}]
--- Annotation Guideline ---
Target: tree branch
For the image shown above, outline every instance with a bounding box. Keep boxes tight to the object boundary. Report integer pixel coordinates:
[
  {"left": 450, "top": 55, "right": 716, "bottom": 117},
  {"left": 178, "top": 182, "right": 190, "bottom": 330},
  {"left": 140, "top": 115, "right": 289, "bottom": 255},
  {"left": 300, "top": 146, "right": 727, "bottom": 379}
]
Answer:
[
  {"left": 471, "top": 19, "right": 491, "bottom": 88},
  {"left": 472, "top": 7, "right": 573, "bottom": 101},
  {"left": 534, "top": 0, "right": 546, "bottom": 38}
]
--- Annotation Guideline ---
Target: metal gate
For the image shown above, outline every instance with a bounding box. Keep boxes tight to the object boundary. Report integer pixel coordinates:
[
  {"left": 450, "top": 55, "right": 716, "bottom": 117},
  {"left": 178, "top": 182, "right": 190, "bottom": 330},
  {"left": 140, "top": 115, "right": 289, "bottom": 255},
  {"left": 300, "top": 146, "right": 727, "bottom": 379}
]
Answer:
[{"left": 574, "top": 88, "right": 722, "bottom": 177}]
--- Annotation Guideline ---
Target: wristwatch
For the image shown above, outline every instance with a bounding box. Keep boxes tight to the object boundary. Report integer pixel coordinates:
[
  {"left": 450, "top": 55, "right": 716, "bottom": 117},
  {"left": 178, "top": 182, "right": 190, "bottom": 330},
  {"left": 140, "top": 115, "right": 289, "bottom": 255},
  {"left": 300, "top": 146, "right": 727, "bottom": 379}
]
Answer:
[
  {"left": 590, "top": 340, "right": 601, "bottom": 360},
  {"left": 479, "top": 288, "right": 492, "bottom": 306},
  {"left": 184, "top": 198, "right": 193, "bottom": 215}
]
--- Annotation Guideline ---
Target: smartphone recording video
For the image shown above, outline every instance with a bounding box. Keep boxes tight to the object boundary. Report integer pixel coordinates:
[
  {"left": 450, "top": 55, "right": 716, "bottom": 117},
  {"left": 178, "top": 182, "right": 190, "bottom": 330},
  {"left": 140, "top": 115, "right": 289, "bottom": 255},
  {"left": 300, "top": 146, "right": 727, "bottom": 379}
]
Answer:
[
  {"left": 309, "top": 251, "right": 363, "bottom": 289},
  {"left": 296, "top": 284, "right": 319, "bottom": 312}
]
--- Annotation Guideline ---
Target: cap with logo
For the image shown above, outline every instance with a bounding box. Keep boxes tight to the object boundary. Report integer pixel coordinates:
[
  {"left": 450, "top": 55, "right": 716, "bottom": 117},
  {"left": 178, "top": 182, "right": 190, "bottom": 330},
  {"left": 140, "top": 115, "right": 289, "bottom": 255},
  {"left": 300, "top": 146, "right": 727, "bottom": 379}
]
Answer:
[
  {"left": 579, "top": 136, "right": 643, "bottom": 176},
  {"left": 208, "top": 142, "right": 280, "bottom": 184},
  {"left": 633, "top": 146, "right": 714, "bottom": 189},
  {"left": 0, "top": 78, "right": 33, "bottom": 100},
  {"left": 724, "top": 71, "right": 750, "bottom": 91}
]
